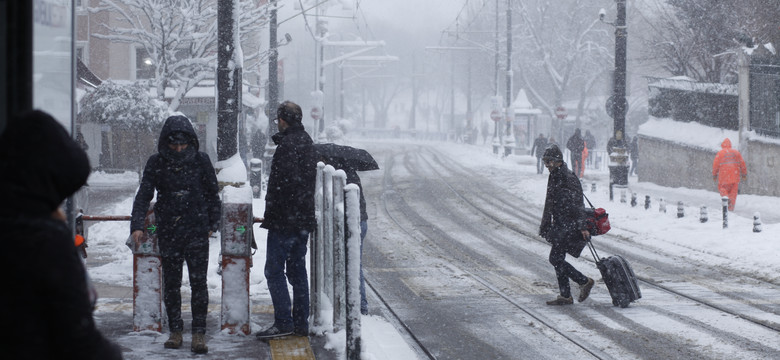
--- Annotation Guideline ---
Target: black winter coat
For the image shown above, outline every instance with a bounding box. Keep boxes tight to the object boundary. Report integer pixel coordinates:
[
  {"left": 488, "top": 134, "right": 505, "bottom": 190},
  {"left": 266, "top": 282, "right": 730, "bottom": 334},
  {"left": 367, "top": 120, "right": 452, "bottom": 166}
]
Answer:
[
  {"left": 131, "top": 116, "right": 221, "bottom": 239},
  {"left": 262, "top": 124, "right": 317, "bottom": 232},
  {"left": 0, "top": 110, "right": 123, "bottom": 360},
  {"left": 539, "top": 162, "right": 587, "bottom": 256},
  {"left": 566, "top": 132, "right": 585, "bottom": 156}
]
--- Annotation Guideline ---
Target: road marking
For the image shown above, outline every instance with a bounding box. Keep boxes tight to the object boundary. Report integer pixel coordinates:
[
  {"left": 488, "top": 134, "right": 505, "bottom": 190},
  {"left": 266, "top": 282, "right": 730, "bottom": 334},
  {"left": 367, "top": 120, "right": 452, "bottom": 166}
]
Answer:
[{"left": 269, "top": 336, "right": 315, "bottom": 360}]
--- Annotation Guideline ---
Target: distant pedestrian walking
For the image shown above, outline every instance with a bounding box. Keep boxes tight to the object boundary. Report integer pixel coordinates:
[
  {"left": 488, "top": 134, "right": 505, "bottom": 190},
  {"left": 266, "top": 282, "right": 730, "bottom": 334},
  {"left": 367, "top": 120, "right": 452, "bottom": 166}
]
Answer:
[
  {"left": 712, "top": 138, "right": 747, "bottom": 211},
  {"left": 584, "top": 130, "right": 596, "bottom": 165},
  {"left": 538, "top": 145, "right": 594, "bottom": 306},
  {"left": 131, "top": 115, "right": 221, "bottom": 354},
  {"left": 251, "top": 127, "right": 267, "bottom": 159},
  {"left": 530, "top": 133, "right": 548, "bottom": 174},
  {"left": 629, "top": 136, "right": 639, "bottom": 176},
  {"left": 566, "top": 128, "right": 585, "bottom": 178}
]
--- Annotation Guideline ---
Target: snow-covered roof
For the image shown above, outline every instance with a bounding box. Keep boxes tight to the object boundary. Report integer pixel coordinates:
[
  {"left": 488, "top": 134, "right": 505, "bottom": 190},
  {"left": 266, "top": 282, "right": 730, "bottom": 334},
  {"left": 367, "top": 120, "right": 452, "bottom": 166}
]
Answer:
[
  {"left": 512, "top": 89, "right": 542, "bottom": 115},
  {"left": 242, "top": 91, "right": 263, "bottom": 109},
  {"left": 146, "top": 83, "right": 264, "bottom": 109},
  {"left": 646, "top": 76, "right": 737, "bottom": 96}
]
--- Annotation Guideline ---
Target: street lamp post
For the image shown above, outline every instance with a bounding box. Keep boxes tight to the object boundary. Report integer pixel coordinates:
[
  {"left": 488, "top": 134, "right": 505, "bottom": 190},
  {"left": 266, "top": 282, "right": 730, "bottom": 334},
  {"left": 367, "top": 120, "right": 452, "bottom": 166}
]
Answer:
[
  {"left": 604, "top": 0, "right": 629, "bottom": 200},
  {"left": 263, "top": 0, "right": 279, "bottom": 174},
  {"left": 503, "top": 0, "right": 514, "bottom": 157},
  {"left": 217, "top": 0, "right": 241, "bottom": 162}
]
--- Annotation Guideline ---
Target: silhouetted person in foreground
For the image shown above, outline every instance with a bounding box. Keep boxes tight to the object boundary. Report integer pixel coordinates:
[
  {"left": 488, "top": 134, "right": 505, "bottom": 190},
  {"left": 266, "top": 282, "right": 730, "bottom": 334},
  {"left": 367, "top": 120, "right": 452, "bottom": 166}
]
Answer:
[{"left": 0, "top": 110, "right": 123, "bottom": 360}]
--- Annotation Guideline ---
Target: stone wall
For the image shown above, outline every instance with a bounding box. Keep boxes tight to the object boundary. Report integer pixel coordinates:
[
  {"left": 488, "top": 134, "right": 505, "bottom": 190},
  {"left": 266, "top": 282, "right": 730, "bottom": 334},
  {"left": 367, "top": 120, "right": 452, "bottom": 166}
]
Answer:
[{"left": 639, "top": 136, "right": 780, "bottom": 196}]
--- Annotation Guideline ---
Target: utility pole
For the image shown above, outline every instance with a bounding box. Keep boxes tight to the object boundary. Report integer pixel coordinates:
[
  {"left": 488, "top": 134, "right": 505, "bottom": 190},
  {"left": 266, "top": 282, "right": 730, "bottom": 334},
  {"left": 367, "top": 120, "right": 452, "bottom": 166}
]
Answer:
[
  {"left": 604, "top": 0, "right": 629, "bottom": 199},
  {"left": 492, "top": 0, "right": 501, "bottom": 154},
  {"left": 267, "top": 0, "right": 279, "bottom": 138},
  {"left": 503, "top": 0, "right": 514, "bottom": 157},
  {"left": 217, "top": 0, "right": 241, "bottom": 162}
]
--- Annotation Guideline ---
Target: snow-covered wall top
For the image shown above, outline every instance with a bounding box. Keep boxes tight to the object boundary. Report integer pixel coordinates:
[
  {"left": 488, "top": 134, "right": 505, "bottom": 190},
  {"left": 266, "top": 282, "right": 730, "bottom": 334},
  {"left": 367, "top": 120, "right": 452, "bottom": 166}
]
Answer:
[
  {"left": 638, "top": 117, "right": 739, "bottom": 152},
  {"left": 646, "top": 76, "right": 738, "bottom": 96}
]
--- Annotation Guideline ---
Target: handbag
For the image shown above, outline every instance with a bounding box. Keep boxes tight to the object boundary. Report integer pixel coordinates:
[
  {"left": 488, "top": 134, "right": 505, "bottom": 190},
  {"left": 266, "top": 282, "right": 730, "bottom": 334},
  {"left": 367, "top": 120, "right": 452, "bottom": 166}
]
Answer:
[{"left": 583, "top": 194, "right": 611, "bottom": 236}]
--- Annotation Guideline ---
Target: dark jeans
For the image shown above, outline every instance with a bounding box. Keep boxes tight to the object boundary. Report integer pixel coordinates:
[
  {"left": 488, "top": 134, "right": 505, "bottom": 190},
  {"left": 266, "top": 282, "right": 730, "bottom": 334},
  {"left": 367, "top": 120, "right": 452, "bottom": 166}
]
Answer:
[
  {"left": 265, "top": 229, "right": 310, "bottom": 331},
  {"left": 536, "top": 156, "right": 544, "bottom": 174},
  {"left": 359, "top": 220, "right": 368, "bottom": 313},
  {"left": 549, "top": 243, "right": 588, "bottom": 298},
  {"left": 160, "top": 236, "right": 209, "bottom": 334}
]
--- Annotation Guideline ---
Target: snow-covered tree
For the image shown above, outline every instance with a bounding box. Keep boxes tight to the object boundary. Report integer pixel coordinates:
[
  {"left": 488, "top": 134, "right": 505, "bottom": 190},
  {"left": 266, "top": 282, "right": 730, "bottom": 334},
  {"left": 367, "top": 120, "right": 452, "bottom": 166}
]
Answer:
[
  {"left": 78, "top": 80, "right": 168, "bottom": 128},
  {"left": 642, "top": 0, "right": 780, "bottom": 84},
  {"left": 90, "top": 0, "right": 272, "bottom": 111},
  {"left": 78, "top": 80, "right": 169, "bottom": 169},
  {"left": 512, "top": 0, "right": 613, "bottom": 132}
]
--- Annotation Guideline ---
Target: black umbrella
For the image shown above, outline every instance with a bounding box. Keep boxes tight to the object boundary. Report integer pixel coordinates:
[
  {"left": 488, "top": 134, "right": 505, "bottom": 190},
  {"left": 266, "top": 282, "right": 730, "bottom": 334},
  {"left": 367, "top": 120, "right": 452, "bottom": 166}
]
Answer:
[{"left": 313, "top": 143, "right": 379, "bottom": 171}]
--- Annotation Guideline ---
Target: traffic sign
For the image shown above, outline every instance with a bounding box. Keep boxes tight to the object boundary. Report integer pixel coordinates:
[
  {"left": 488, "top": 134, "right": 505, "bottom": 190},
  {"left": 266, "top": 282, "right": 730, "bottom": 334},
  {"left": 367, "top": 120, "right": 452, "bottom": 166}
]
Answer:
[
  {"left": 490, "top": 110, "right": 501, "bottom": 122},
  {"left": 311, "top": 107, "right": 321, "bottom": 120},
  {"left": 555, "top": 106, "right": 568, "bottom": 120},
  {"left": 606, "top": 96, "right": 628, "bottom": 119}
]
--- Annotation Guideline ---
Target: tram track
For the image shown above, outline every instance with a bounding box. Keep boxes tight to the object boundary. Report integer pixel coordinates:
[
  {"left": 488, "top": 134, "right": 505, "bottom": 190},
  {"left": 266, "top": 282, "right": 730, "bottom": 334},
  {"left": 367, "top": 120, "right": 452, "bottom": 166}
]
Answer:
[
  {"left": 363, "top": 143, "right": 780, "bottom": 359},
  {"left": 418, "top": 145, "right": 780, "bottom": 333}
]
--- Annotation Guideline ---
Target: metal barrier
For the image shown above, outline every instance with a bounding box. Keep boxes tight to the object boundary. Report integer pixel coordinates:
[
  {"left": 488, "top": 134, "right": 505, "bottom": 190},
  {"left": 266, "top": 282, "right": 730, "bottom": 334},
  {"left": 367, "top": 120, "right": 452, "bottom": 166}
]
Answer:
[
  {"left": 312, "top": 162, "right": 363, "bottom": 358},
  {"left": 76, "top": 205, "right": 163, "bottom": 332},
  {"left": 75, "top": 196, "right": 263, "bottom": 335}
]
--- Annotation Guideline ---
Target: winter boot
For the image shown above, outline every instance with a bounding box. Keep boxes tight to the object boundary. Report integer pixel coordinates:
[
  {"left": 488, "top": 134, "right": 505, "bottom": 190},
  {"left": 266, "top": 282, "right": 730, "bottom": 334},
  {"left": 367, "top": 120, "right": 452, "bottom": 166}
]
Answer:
[
  {"left": 578, "top": 277, "right": 595, "bottom": 302},
  {"left": 163, "top": 332, "right": 183, "bottom": 349},
  {"left": 191, "top": 333, "right": 208, "bottom": 354},
  {"left": 546, "top": 295, "right": 573, "bottom": 305}
]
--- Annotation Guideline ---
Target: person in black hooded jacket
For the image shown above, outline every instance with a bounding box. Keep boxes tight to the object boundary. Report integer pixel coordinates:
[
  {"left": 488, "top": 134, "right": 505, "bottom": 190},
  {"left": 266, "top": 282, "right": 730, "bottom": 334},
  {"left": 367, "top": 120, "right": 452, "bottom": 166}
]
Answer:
[
  {"left": 130, "top": 115, "right": 220, "bottom": 353},
  {"left": 255, "top": 101, "right": 317, "bottom": 339},
  {"left": 538, "top": 144, "right": 595, "bottom": 306},
  {"left": 0, "top": 110, "right": 123, "bottom": 360}
]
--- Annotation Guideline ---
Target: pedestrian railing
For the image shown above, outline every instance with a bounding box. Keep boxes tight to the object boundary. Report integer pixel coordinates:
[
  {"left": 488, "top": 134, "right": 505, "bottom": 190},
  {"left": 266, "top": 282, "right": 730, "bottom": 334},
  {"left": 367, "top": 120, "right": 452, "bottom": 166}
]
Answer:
[{"left": 312, "top": 162, "right": 363, "bottom": 360}]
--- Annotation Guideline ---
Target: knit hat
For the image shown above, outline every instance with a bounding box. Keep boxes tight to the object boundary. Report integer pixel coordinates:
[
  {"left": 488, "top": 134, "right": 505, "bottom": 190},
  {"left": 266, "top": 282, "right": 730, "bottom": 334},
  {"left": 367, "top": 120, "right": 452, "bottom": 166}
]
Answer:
[{"left": 542, "top": 144, "right": 563, "bottom": 162}]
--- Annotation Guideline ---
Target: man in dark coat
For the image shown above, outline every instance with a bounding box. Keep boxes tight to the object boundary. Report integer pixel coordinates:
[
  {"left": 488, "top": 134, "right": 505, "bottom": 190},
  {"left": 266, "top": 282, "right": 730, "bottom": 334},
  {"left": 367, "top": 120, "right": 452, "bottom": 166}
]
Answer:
[
  {"left": 0, "top": 110, "right": 123, "bottom": 360},
  {"left": 530, "top": 133, "right": 548, "bottom": 174},
  {"left": 130, "top": 115, "right": 221, "bottom": 354},
  {"left": 566, "top": 128, "right": 585, "bottom": 178},
  {"left": 255, "top": 101, "right": 317, "bottom": 339},
  {"left": 538, "top": 144, "right": 595, "bottom": 305}
]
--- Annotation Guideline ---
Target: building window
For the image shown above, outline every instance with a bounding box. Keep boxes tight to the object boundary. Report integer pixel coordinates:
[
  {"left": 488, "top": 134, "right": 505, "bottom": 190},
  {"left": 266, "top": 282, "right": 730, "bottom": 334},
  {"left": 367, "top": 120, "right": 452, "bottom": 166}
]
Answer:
[
  {"left": 136, "top": 47, "right": 155, "bottom": 80},
  {"left": 76, "top": 42, "right": 88, "bottom": 64}
]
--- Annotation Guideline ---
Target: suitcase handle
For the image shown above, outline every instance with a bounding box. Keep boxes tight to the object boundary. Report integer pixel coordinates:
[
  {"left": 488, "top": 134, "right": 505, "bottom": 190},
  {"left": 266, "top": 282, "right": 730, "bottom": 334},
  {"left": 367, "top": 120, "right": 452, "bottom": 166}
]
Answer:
[{"left": 586, "top": 236, "right": 601, "bottom": 263}]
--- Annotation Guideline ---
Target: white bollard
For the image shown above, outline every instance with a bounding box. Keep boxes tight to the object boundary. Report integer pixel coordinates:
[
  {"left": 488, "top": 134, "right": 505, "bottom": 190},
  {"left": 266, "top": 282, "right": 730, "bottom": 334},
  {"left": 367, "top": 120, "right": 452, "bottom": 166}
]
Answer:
[
  {"left": 700, "top": 206, "right": 708, "bottom": 223},
  {"left": 753, "top": 212, "right": 762, "bottom": 233},
  {"left": 659, "top": 198, "right": 666, "bottom": 213},
  {"left": 722, "top": 197, "right": 729, "bottom": 229},
  {"left": 677, "top": 201, "right": 684, "bottom": 218}
]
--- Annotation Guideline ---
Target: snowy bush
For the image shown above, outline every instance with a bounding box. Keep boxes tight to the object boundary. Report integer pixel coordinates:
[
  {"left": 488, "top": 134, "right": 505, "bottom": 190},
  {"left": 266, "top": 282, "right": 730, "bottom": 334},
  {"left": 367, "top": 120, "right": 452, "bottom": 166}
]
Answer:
[{"left": 78, "top": 81, "right": 168, "bottom": 130}]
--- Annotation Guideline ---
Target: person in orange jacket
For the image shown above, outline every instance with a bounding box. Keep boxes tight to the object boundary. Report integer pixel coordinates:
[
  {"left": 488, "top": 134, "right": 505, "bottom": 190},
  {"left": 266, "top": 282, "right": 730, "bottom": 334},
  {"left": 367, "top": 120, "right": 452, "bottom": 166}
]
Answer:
[{"left": 712, "top": 138, "right": 747, "bottom": 211}]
